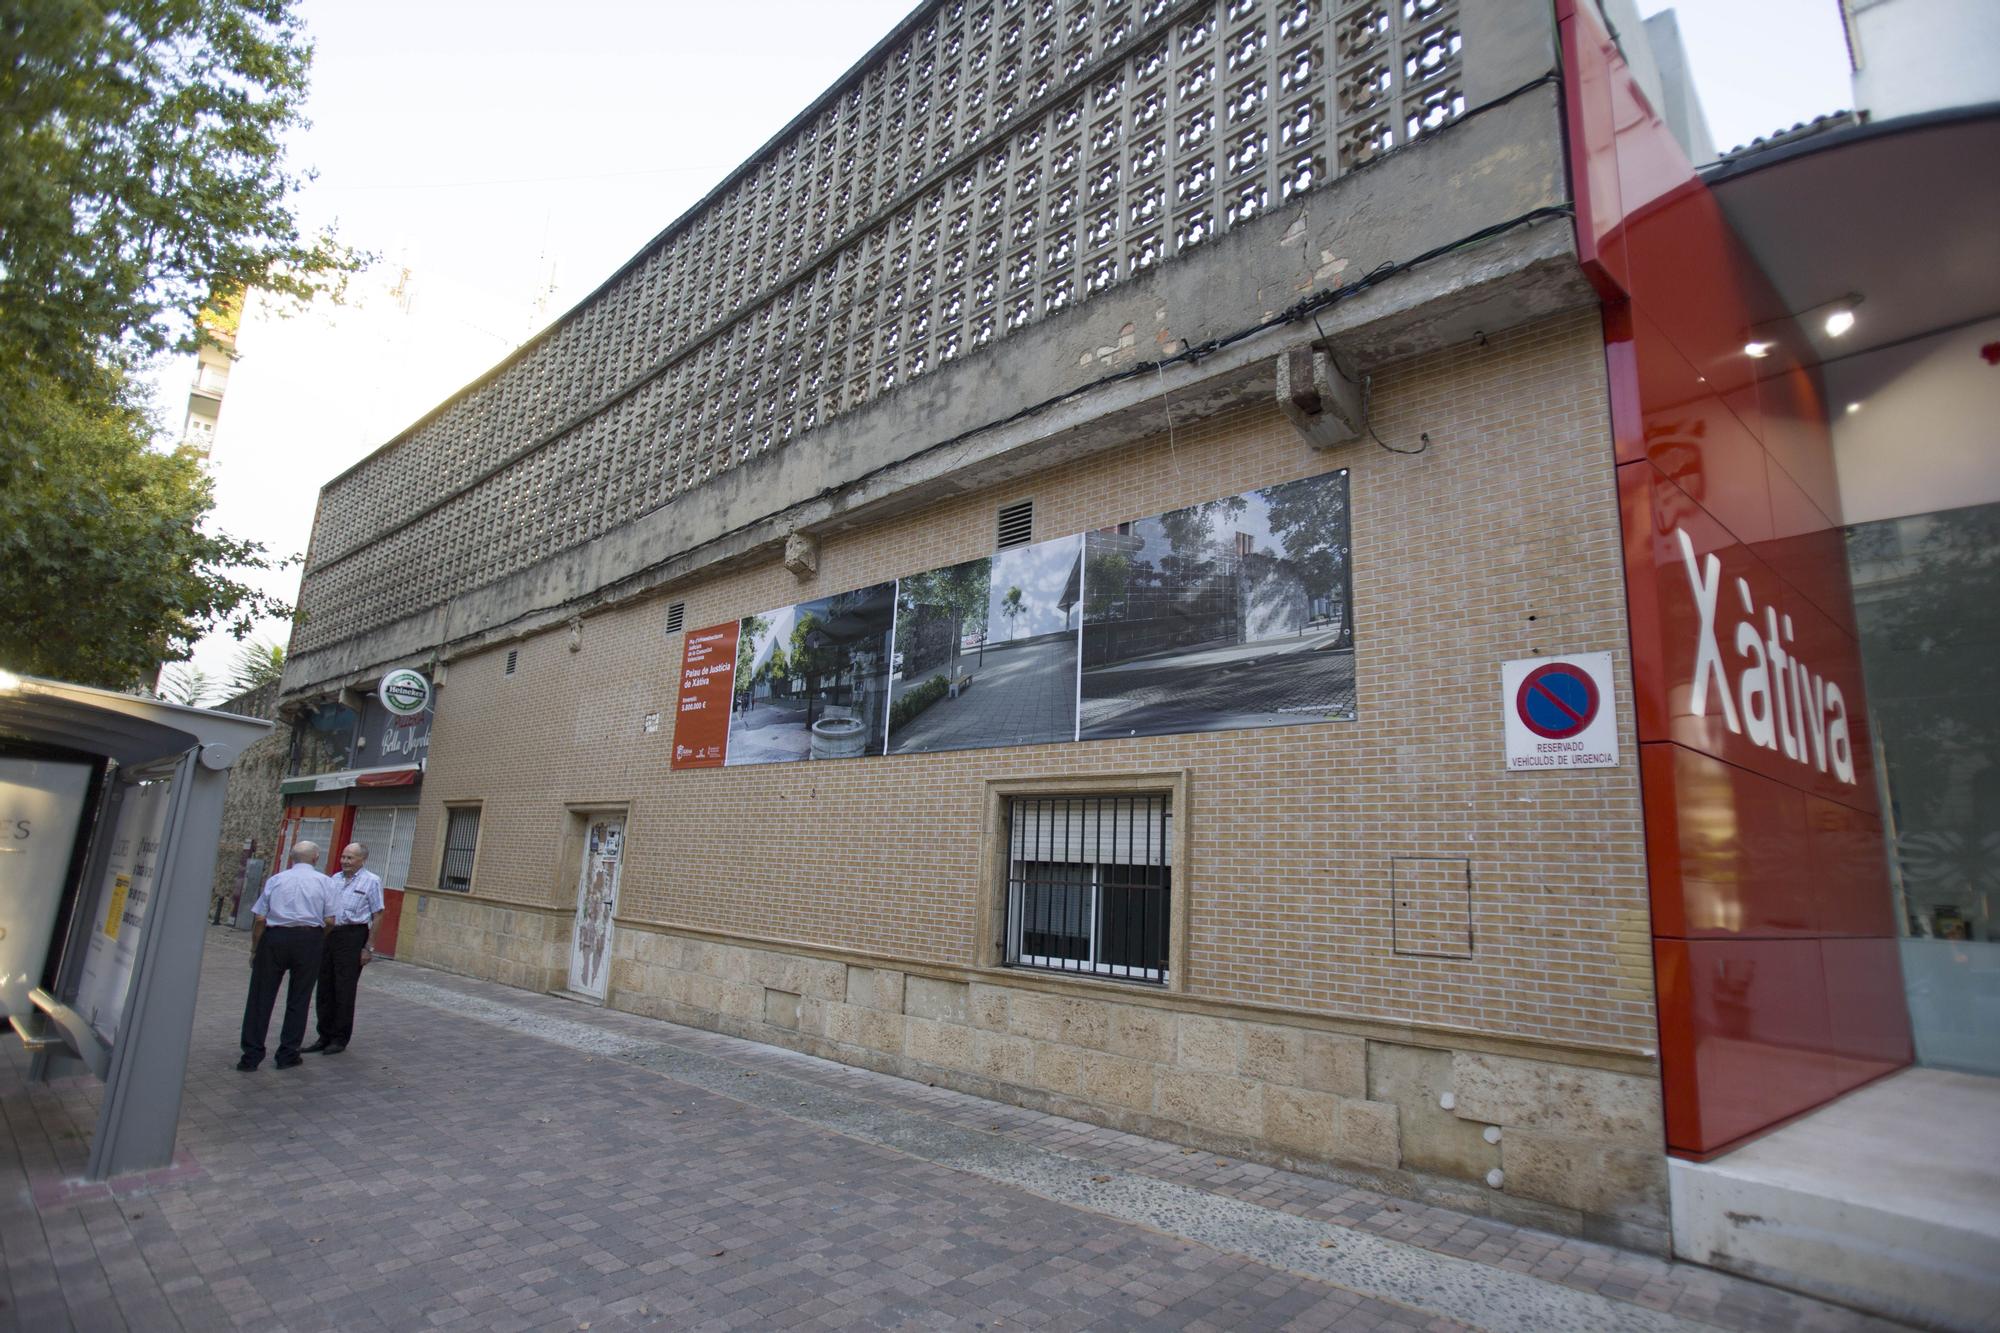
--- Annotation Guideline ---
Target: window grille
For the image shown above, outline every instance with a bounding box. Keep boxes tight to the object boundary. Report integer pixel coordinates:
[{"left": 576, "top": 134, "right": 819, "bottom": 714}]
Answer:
[
  {"left": 440, "top": 807, "right": 481, "bottom": 893},
  {"left": 1005, "top": 793, "right": 1169, "bottom": 984},
  {"left": 665, "top": 600, "right": 686, "bottom": 634},
  {"left": 997, "top": 498, "right": 1035, "bottom": 549}
]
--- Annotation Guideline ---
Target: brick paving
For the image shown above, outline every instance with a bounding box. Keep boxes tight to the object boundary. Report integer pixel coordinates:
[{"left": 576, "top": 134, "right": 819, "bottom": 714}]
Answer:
[
  {"left": 0, "top": 927, "right": 1905, "bottom": 1332},
  {"left": 891, "top": 635, "right": 1079, "bottom": 753}
]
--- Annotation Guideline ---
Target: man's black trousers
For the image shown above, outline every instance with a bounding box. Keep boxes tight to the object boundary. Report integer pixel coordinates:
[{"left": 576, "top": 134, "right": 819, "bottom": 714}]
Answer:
[
  {"left": 240, "top": 926, "right": 324, "bottom": 1064},
  {"left": 315, "top": 923, "right": 370, "bottom": 1045}
]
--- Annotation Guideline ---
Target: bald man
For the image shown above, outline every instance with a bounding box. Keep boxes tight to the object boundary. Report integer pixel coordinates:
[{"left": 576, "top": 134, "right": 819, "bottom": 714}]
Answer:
[{"left": 238, "top": 841, "right": 335, "bottom": 1071}]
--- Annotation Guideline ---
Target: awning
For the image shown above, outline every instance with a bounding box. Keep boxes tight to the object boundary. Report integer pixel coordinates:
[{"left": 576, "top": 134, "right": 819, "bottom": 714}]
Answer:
[{"left": 280, "top": 761, "right": 423, "bottom": 795}]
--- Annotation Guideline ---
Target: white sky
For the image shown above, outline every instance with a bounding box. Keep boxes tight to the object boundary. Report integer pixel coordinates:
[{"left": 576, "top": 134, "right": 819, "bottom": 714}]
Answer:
[{"left": 159, "top": 0, "right": 1854, "bottom": 692}]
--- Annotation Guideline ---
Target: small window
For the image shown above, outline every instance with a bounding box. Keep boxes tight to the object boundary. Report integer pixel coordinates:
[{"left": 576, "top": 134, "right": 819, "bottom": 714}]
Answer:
[
  {"left": 440, "top": 806, "right": 481, "bottom": 893},
  {"left": 996, "top": 498, "right": 1034, "bottom": 549},
  {"left": 665, "top": 601, "right": 686, "bottom": 634},
  {"left": 349, "top": 806, "right": 418, "bottom": 889},
  {"left": 504, "top": 649, "right": 518, "bottom": 676},
  {"left": 1005, "top": 793, "right": 1171, "bottom": 984}
]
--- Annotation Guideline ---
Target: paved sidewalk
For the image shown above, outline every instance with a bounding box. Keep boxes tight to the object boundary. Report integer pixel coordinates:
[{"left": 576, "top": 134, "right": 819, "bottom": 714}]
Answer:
[{"left": 0, "top": 928, "right": 1903, "bottom": 1332}]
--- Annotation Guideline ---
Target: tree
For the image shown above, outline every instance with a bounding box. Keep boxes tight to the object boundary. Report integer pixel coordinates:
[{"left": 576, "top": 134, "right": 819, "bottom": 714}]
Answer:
[
  {"left": 999, "top": 585, "right": 1026, "bottom": 639},
  {"left": 0, "top": 1, "right": 360, "bottom": 688},
  {"left": 157, "top": 663, "right": 215, "bottom": 707},
  {"left": 0, "top": 0, "right": 356, "bottom": 388},
  {"left": 0, "top": 368, "right": 293, "bottom": 687},
  {"left": 226, "top": 638, "right": 285, "bottom": 695}
]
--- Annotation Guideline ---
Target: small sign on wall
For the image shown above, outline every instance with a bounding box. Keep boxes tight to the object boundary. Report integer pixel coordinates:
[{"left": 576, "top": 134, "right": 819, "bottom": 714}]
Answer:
[{"left": 1502, "top": 652, "right": 1619, "bottom": 771}]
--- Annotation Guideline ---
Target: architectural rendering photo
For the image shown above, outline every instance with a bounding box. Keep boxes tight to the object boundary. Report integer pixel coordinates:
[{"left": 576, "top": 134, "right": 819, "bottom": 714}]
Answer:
[
  {"left": 1079, "top": 470, "right": 1356, "bottom": 740},
  {"left": 725, "top": 583, "right": 896, "bottom": 765},
  {"left": 888, "top": 536, "right": 1083, "bottom": 753}
]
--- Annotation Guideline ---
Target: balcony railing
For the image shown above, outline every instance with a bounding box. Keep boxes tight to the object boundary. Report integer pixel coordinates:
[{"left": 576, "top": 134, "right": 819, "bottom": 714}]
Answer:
[{"left": 296, "top": 0, "right": 1468, "bottom": 658}]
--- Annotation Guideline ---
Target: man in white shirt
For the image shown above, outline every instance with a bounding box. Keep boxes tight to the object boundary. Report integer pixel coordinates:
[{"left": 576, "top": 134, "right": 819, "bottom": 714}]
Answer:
[
  {"left": 239, "top": 841, "right": 335, "bottom": 1071},
  {"left": 308, "top": 841, "right": 385, "bottom": 1055}
]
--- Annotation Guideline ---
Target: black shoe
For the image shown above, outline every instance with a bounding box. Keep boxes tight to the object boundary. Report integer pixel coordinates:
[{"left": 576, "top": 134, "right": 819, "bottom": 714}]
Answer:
[
  {"left": 303, "top": 1040, "right": 332, "bottom": 1053},
  {"left": 235, "top": 1057, "right": 259, "bottom": 1072},
  {"left": 274, "top": 1055, "right": 303, "bottom": 1070},
  {"left": 324, "top": 1043, "right": 347, "bottom": 1055}
]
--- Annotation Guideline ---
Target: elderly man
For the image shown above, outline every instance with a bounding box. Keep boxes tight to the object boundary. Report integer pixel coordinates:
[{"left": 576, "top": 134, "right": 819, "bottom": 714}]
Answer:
[
  {"left": 308, "top": 841, "right": 385, "bottom": 1055},
  {"left": 239, "top": 841, "right": 335, "bottom": 1071}
]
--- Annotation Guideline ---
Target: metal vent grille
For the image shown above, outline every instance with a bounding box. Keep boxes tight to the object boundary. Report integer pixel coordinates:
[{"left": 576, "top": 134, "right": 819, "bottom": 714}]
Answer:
[
  {"left": 996, "top": 499, "right": 1034, "bottom": 550},
  {"left": 664, "top": 601, "right": 686, "bottom": 634},
  {"left": 504, "top": 649, "right": 518, "bottom": 676}
]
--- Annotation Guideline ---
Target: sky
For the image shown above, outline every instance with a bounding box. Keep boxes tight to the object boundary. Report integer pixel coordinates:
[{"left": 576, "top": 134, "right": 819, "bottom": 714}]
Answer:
[{"left": 158, "top": 0, "right": 1856, "bottom": 694}]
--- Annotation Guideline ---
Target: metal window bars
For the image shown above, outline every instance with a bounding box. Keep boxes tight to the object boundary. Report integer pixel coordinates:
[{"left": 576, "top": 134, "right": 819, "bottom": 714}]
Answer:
[
  {"left": 1005, "top": 793, "right": 1170, "bottom": 983},
  {"left": 440, "top": 808, "right": 481, "bottom": 893}
]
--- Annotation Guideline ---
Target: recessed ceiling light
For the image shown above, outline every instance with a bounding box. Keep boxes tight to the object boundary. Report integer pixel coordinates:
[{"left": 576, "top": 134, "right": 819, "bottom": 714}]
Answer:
[
  {"left": 1845, "top": 402, "right": 1862, "bottom": 414},
  {"left": 1824, "top": 308, "right": 1856, "bottom": 337},
  {"left": 1744, "top": 340, "right": 1774, "bottom": 359}
]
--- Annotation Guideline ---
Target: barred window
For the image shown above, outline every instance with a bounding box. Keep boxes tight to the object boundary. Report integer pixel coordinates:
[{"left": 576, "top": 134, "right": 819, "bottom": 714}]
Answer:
[
  {"left": 440, "top": 806, "right": 481, "bottom": 893},
  {"left": 1005, "top": 794, "right": 1170, "bottom": 984}
]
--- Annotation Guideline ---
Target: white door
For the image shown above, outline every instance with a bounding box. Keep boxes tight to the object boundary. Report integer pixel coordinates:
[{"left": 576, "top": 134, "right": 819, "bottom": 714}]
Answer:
[{"left": 567, "top": 817, "right": 624, "bottom": 1001}]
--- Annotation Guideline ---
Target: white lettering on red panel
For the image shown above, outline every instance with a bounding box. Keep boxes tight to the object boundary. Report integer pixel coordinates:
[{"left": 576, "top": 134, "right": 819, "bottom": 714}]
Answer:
[{"left": 1677, "top": 528, "right": 1854, "bottom": 785}]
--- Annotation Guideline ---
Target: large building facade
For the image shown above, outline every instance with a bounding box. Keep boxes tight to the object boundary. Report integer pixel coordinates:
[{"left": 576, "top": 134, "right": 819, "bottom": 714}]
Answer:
[{"left": 273, "top": 0, "right": 1994, "bottom": 1309}]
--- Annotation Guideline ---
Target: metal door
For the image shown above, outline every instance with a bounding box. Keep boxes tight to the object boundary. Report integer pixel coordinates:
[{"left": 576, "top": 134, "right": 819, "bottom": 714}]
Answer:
[{"left": 566, "top": 818, "right": 624, "bottom": 1001}]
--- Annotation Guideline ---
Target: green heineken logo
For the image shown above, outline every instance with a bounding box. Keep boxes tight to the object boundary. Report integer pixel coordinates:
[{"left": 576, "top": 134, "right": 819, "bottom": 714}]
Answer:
[{"left": 379, "top": 668, "right": 431, "bottom": 717}]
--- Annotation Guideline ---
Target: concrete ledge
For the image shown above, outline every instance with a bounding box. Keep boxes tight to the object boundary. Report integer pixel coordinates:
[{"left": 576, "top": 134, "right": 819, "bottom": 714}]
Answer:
[{"left": 1668, "top": 1067, "right": 2000, "bottom": 1331}]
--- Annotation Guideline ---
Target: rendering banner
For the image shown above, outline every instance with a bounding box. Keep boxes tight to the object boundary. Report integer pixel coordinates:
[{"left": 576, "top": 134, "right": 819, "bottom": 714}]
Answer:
[
  {"left": 73, "top": 776, "right": 174, "bottom": 1048},
  {"left": 725, "top": 582, "right": 897, "bottom": 766},
  {"left": 890, "top": 535, "right": 1083, "bottom": 754},
  {"left": 670, "top": 467, "right": 1355, "bottom": 768},
  {"left": 0, "top": 756, "right": 94, "bottom": 1019}
]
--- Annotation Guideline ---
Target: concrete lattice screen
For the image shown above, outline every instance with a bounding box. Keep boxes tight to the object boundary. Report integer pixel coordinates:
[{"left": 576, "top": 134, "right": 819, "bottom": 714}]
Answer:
[{"left": 297, "top": 0, "right": 1467, "bottom": 656}]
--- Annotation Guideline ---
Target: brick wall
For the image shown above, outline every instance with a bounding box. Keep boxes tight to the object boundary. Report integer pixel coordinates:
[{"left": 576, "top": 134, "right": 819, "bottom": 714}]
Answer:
[{"left": 397, "top": 308, "right": 1665, "bottom": 1242}]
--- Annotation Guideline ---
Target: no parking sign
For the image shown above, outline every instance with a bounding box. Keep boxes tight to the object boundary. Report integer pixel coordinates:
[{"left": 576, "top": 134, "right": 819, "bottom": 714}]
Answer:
[{"left": 1501, "top": 652, "right": 1619, "bottom": 771}]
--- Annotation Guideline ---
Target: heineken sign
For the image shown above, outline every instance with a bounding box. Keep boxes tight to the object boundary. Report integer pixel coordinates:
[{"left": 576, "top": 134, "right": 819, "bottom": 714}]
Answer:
[{"left": 379, "top": 668, "right": 432, "bottom": 717}]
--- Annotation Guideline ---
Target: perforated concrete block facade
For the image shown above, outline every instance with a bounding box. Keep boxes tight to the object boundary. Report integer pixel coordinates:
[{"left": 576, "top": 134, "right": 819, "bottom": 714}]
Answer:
[{"left": 395, "top": 309, "right": 1665, "bottom": 1244}]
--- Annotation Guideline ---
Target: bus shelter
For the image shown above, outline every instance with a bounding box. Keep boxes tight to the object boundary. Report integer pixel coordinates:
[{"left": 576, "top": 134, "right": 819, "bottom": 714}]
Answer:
[{"left": 0, "top": 672, "right": 271, "bottom": 1180}]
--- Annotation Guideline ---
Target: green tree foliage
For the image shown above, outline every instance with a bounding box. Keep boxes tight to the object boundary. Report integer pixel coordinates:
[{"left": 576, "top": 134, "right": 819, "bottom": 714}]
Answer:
[
  {"left": 0, "top": 0, "right": 354, "bottom": 385},
  {"left": 999, "top": 585, "right": 1025, "bottom": 638},
  {"left": 0, "top": 1, "right": 360, "bottom": 688},
  {"left": 225, "top": 637, "right": 285, "bottom": 695},
  {"left": 0, "top": 371, "right": 292, "bottom": 686}
]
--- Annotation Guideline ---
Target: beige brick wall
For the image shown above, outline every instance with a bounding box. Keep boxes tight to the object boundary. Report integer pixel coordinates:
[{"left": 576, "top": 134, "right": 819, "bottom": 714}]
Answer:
[{"left": 407, "top": 307, "right": 1651, "bottom": 1051}]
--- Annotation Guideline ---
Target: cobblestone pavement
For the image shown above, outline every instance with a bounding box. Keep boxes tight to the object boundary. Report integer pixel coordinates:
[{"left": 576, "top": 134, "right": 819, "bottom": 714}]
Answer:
[{"left": 0, "top": 929, "right": 1903, "bottom": 1333}]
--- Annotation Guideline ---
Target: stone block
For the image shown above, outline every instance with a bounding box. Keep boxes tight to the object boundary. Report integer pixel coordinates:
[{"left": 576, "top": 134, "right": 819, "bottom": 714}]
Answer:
[
  {"left": 905, "top": 1016, "right": 975, "bottom": 1069},
  {"left": 904, "top": 976, "right": 969, "bottom": 1024},
  {"left": 1010, "top": 992, "right": 1110, "bottom": 1050},
  {"left": 1262, "top": 1085, "right": 1339, "bottom": 1157},
  {"left": 718, "top": 981, "right": 763, "bottom": 1022},
  {"left": 744, "top": 949, "right": 801, "bottom": 993},
  {"left": 1176, "top": 1016, "right": 1240, "bottom": 1074},
  {"left": 1082, "top": 1054, "right": 1157, "bottom": 1112},
  {"left": 685, "top": 973, "right": 723, "bottom": 1013},
  {"left": 974, "top": 1031, "right": 1034, "bottom": 1084},
  {"left": 1301, "top": 1032, "right": 1368, "bottom": 1097},
  {"left": 1369, "top": 1043, "right": 1498, "bottom": 1181},
  {"left": 763, "top": 989, "right": 802, "bottom": 1030},
  {"left": 796, "top": 996, "right": 827, "bottom": 1036},
  {"left": 824, "top": 1002, "right": 904, "bottom": 1053},
  {"left": 847, "top": 966, "right": 905, "bottom": 1012},
  {"left": 1334, "top": 1097, "right": 1402, "bottom": 1169},
  {"left": 798, "top": 957, "right": 848, "bottom": 1001},
  {"left": 1156, "top": 1069, "right": 1261, "bottom": 1137},
  {"left": 1034, "top": 1042, "right": 1087, "bottom": 1095},
  {"left": 1502, "top": 1127, "right": 1668, "bottom": 1220},
  {"left": 968, "top": 983, "right": 1011, "bottom": 1030},
  {"left": 1241, "top": 1024, "right": 1304, "bottom": 1086},
  {"left": 1451, "top": 1053, "right": 1663, "bottom": 1144},
  {"left": 1107, "top": 1004, "right": 1174, "bottom": 1064}
]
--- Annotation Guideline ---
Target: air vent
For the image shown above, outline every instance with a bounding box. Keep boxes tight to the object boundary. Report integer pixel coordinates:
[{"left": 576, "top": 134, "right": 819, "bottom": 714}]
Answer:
[
  {"left": 996, "top": 498, "right": 1034, "bottom": 550},
  {"left": 504, "top": 649, "right": 518, "bottom": 676},
  {"left": 665, "top": 601, "right": 686, "bottom": 634}
]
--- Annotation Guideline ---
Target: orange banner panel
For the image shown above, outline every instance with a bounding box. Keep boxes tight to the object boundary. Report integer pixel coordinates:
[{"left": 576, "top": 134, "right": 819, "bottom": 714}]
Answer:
[{"left": 670, "top": 622, "right": 740, "bottom": 769}]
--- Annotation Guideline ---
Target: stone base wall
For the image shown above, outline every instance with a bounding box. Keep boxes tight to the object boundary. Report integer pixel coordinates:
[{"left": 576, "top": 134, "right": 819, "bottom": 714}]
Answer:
[
  {"left": 599, "top": 927, "right": 1670, "bottom": 1253},
  {"left": 400, "top": 893, "right": 568, "bottom": 994}
]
